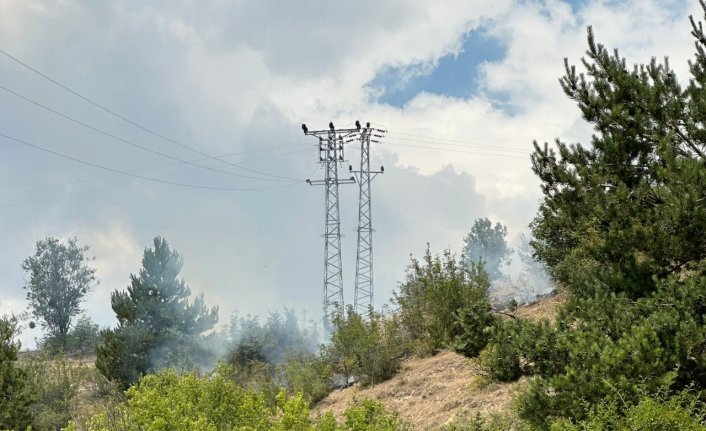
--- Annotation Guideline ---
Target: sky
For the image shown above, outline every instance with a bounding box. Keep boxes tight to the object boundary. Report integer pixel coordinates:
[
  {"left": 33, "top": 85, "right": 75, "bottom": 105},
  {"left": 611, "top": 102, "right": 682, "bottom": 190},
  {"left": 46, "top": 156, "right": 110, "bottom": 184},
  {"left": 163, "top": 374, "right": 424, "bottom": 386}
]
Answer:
[{"left": 0, "top": 0, "right": 701, "bottom": 348}]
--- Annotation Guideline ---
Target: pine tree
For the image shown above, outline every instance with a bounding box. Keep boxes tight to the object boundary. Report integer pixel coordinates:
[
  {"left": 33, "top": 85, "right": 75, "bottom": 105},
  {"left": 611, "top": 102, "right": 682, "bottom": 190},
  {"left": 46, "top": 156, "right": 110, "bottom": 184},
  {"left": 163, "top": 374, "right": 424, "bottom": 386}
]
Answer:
[
  {"left": 0, "top": 316, "right": 34, "bottom": 430},
  {"left": 96, "top": 237, "right": 218, "bottom": 389},
  {"left": 531, "top": 15, "right": 706, "bottom": 297}
]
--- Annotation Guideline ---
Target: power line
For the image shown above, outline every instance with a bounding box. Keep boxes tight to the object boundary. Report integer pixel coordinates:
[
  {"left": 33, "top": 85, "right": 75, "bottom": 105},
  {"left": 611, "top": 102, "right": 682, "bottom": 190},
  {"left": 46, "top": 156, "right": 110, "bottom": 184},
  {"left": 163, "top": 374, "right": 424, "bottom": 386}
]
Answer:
[
  {"left": 0, "top": 131, "right": 299, "bottom": 191},
  {"left": 0, "top": 141, "right": 312, "bottom": 199},
  {"left": 0, "top": 47, "right": 297, "bottom": 181},
  {"left": 382, "top": 140, "right": 531, "bottom": 160},
  {"left": 0, "top": 83, "right": 298, "bottom": 183},
  {"left": 385, "top": 132, "right": 530, "bottom": 155}
]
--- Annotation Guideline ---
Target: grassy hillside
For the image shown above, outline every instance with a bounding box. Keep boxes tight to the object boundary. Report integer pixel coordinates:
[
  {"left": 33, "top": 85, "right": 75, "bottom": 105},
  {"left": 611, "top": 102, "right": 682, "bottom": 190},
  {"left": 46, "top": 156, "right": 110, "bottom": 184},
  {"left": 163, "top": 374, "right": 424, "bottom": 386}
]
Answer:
[{"left": 314, "top": 294, "right": 562, "bottom": 430}]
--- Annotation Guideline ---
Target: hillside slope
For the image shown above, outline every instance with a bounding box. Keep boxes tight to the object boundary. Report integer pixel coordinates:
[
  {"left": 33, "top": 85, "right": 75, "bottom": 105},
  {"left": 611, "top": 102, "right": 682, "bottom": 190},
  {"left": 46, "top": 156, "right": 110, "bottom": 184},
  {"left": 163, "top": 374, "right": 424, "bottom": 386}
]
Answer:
[
  {"left": 315, "top": 351, "right": 520, "bottom": 429},
  {"left": 314, "top": 293, "right": 562, "bottom": 429}
]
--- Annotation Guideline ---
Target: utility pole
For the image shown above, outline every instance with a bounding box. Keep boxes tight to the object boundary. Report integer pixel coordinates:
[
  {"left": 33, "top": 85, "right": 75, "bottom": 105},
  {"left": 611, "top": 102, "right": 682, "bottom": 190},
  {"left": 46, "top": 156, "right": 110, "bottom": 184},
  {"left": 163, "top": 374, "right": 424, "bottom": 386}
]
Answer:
[
  {"left": 303, "top": 122, "right": 357, "bottom": 320},
  {"left": 350, "top": 122, "right": 384, "bottom": 314}
]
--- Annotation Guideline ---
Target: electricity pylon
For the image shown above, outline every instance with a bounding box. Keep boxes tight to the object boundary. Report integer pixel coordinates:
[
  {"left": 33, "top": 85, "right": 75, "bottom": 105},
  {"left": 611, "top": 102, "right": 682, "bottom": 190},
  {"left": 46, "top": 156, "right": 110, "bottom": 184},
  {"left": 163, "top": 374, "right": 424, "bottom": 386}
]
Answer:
[
  {"left": 303, "top": 122, "right": 357, "bottom": 320},
  {"left": 350, "top": 122, "right": 384, "bottom": 314}
]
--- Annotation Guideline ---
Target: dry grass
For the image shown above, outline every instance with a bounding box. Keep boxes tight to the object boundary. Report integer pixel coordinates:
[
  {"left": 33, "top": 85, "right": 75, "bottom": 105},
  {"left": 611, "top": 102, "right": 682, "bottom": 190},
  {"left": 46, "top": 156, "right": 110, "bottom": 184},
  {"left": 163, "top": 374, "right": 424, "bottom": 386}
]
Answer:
[
  {"left": 314, "top": 351, "right": 522, "bottom": 430},
  {"left": 514, "top": 290, "right": 563, "bottom": 322},
  {"left": 314, "top": 294, "right": 564, "bottom": 430}
]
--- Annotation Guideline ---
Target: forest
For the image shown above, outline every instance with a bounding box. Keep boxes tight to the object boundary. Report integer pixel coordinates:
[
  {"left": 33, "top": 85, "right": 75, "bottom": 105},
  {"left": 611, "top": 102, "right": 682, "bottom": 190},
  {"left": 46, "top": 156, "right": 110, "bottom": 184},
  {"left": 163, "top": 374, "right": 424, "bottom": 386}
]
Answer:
[{"left": 5, "top": 3, "right": 706, "bottom": 431}]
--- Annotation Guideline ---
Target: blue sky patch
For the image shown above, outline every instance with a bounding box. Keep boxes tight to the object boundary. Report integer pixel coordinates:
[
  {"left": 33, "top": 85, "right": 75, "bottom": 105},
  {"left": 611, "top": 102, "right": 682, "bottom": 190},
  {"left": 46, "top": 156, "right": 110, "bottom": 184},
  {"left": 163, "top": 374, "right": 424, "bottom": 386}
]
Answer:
[{"left": 367, "top": 28, "right": 506, "bottom": 107}]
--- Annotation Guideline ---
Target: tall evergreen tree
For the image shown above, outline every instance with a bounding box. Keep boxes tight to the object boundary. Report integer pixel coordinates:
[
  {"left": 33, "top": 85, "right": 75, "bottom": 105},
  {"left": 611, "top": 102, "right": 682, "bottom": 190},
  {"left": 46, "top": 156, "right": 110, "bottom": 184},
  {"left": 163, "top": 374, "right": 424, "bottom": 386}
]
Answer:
[
  {"left": 531, "top": 15, "right": 706, "bottom": 297},
  {"left": 96, "top": 237, "right": 218, "bottom": 388}
]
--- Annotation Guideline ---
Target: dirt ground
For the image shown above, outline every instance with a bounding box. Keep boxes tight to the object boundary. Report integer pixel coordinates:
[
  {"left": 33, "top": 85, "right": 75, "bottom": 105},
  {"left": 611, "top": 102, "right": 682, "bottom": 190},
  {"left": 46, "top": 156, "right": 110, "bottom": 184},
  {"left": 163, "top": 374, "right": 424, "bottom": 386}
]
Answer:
[
  {"left": 314, "top": 293, "right": 562, "bottom": 429},
  {"left": 314, "top": 351, "right": 521, "bottom": 429}
]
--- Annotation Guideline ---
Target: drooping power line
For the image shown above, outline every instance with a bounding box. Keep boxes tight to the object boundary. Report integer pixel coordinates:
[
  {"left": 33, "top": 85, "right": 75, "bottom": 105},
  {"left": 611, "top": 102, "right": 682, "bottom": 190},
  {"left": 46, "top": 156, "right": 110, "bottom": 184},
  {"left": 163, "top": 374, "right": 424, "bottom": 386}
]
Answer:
[
  {"left": 0, "top": 47, "right": 299, "bottom": 181},
  {"left": 0, "top": 131, "right": 298, "bottom": 192}
]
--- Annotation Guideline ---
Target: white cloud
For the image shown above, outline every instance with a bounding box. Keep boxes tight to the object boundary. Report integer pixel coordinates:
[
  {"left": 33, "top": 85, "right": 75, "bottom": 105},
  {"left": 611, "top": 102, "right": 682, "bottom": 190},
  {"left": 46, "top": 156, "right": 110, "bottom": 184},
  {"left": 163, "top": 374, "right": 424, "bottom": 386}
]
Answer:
[{"left": 0, "top": 0, "right": 703, "bottom": 336}]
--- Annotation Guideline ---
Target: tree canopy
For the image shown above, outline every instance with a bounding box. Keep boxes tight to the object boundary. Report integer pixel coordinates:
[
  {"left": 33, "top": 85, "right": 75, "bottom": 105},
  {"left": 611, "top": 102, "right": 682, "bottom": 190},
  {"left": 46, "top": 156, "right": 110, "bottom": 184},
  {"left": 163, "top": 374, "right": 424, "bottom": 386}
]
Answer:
[
  {"left": 96, "top": 236, "right": 218, "bottom": 389},
  {"left": 461, "top": 218, "right": 511, "bottom": 282},
  {"left": 531, "top": 21, "right": 706, "bottom": 297},
  {"left": 21, "top": 237, "right": 96, "bottom": 349}
]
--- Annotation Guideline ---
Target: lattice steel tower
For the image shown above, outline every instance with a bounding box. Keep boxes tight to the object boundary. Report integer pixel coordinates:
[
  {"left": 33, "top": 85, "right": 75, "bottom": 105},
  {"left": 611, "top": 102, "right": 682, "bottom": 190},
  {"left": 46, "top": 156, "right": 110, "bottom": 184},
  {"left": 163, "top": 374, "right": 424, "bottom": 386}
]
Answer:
[
  {"left": 350, "top": 122, "right": 384, "bottom": 314},
  {"left": 303, "top": 122, "right": 357, "bottom": 319}
]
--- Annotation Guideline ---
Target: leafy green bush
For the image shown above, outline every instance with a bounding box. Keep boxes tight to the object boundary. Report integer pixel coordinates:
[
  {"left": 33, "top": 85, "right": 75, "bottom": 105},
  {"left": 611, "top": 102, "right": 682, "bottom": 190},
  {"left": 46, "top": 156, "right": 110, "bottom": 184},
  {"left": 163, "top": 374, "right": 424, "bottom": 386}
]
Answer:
[
  {"left": 452, "top": 300, "right": 497, "bottom": 358},
  {"left": 394, "top": 246, "right": 492, "bottom": 356},
  {"left": 281, "top": 351, "right": 332, "bottom": 404},
  {"left": 64, "top": 368, "right": 406, "bottom": 431},
  {"left": 444, "top": 411, "right": 530, "bottom": 431},
  {"left": 480, "top": 317, "right": 561, "bottom": 383},
  {"left": 0, "top": 316, "right": 34, "bottom": 430},
  {"left": 41, "top": 316, "right": 102, "bottom": 357},
  {"left": 341, "top": 398, "right": 408, "bottom": 431},
  {"left": 551, "top": 390, "right": 706, "bottom": 431},
  {"left": 325, "top": 306, "right": 406, "bottom": 386},
  {"left": 24, "top": 355, "right": 89, "bottom": 430}
]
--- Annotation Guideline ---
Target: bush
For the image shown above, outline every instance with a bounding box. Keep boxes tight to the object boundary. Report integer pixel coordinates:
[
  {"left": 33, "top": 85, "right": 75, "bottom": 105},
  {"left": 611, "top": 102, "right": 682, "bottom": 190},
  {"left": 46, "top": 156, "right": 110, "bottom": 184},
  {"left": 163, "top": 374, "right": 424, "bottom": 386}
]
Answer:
[
  {"left": 325, "top": 306, "right": 406, "bottom": 387},
  {"left": 24, "top": 355, "right": 88, "bottom": 430},
  {"left": 281, "top": 352, "right": 332, "bottom": 404},
  {"left": 550, "top": 390, "right": 706, "bottom": 431},
  {"left": 64, "top": 369, "right": 407, "bottom": 431},
  {"left": 341, "top": 398, "right": 408, "bottom": 431},
  {"left": 451, "top": 300, "right": 497, "bottom": 358},
  {"left": 0, "top": 316, "right": 35, "bottom": 430},
  {"left": 480, "top": 318, "right": 561, "bottom": 383},
  {"left": 394, "top": 246, "right": 491, "bottom": 356},
  {"left": 41, "top": 316, "right": 102, "bottom": 357}
]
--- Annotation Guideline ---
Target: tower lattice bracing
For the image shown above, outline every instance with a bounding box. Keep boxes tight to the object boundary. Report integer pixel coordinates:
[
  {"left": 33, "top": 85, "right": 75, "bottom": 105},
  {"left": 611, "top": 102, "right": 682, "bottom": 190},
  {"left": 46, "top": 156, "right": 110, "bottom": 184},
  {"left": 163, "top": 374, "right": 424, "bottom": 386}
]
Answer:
[
  {"left": 352, "top": 124, "right": 384, "bottom": 314},
  {"left": 303, "top": 123, "right": 356, "bottom": 320}
]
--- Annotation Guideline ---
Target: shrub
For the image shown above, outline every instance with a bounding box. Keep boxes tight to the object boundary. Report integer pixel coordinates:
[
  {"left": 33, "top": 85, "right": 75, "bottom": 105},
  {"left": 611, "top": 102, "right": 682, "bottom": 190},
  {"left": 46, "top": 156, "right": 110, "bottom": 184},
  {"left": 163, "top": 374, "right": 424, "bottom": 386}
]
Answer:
[
  {"left": 550, "top": 390, "right": 706, "bottom": 431},
  {"left": 325, "top": 306, "right": 406, "bottom": 387},
  {"left": 342, "top": 398, "right": 408, "bottom": 431},
  {"left": 394, "top": 246, "right": 491, "bottom": 356},
  {"left": 0, "top": 316, "right": 35, "bottom": 430},
  {"left": 281, "top": 352, "right": 332, "bottom": 404}
]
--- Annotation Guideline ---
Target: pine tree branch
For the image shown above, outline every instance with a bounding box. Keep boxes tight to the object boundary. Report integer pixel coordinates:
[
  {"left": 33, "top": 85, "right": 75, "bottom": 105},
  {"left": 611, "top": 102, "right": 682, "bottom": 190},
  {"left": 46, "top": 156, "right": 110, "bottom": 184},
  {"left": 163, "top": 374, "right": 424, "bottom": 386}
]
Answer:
[{"left": 668, "top": 121, "right": 706, "bottom": 160}]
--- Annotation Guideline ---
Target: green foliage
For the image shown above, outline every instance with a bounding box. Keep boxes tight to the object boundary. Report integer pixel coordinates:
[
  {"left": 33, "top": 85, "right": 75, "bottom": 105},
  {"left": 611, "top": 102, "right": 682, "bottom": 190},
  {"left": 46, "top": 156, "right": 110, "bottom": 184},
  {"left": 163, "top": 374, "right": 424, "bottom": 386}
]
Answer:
[
  {"left": 325, "top": 306, "right": 405, "bottom": 386},
  {"left": 22, "top": 237, "right": 97, "bottom": 350},
  {"left": 444, "top": 411, "right": 530, "bottom": 431},
  {"left": 462, "top": 218, "right": 511, "bottom": 282},
  {"left": 452, "top": 299, "right": 497, "bottom": 358},
  {"left": 95, "top": 237, "right": 218, "bottom": 389},
  {"left": 228, "top": 308, "right": 320, "bottom": 367},
  {"left": 551, "top": 390, "right": 706, "bottom": 431},
  {"left": 530, "top": 16, "right": 706, "bottom": 297},
  {"left": 41, "top": 316, "right": 102, "bottom": 357},
  {"left": 0, "top": 316, "right": 34, "bottom": 430},
  {"left": 281, "top": 351, "right": 332, "bottom": 404},
  {"left": 341, "top": 398, "right": 408, "bottom": 431},
  {"left": 64, "top": 368, "right": 405, "bottom": 431},
  {"left": 394, "top": 246, "right": 492, "bottom": 356},
  {"left": 23, "top": 354, "right": 100, "bottom": 431},
  {"left": 480, "top": 318, "right": 561, "bottom": 382}
]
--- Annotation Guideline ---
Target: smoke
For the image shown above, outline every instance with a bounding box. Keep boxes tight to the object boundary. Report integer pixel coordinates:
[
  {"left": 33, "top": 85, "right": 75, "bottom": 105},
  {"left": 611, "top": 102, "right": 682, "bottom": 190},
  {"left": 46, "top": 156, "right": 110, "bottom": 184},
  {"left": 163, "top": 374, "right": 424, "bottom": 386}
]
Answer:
[
  {"left": 488, "top": 232, "right": 556, "bottom": 308},
  {"left": 226, "top": 307, "right": 323, "bottom": 367}
]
